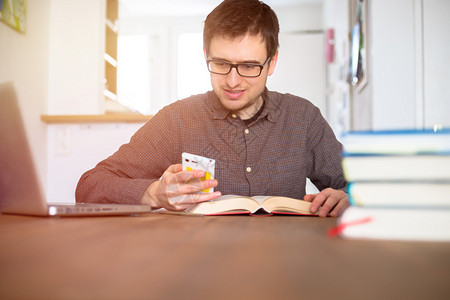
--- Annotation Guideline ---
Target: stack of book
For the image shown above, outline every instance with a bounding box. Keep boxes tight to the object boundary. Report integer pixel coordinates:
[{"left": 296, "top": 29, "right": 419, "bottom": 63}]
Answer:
[{"left": 332, "top": 129, "right": 450, "bottom": 241}]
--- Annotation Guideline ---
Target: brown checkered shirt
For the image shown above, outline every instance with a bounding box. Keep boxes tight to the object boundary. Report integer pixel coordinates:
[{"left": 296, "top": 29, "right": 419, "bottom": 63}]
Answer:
[{"left": 76, "top": 89, "right": 346, "bottom": 204}]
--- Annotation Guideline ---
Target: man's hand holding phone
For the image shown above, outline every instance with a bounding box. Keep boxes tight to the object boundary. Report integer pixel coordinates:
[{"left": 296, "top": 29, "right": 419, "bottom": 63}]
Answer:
[{"left": 140, "top": 154, "right": 221, "bottom": 211}]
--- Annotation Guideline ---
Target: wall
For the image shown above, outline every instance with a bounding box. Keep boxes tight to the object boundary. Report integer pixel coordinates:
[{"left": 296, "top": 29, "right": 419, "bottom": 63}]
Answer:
[
  {"left": 47, "top": 0, "right": 105, "bottom": 115},
  {"left": 0, "top": 0, "right": 51, "bottom": 192},
  {"left": 268, "top": 32, "right": 326, "bottom": 115},
  {"left": 275, "top": 3, "right": 323, "bottom": 32},
  {"left": 268, "top": 4, "right": 326, "bottom": 115}
]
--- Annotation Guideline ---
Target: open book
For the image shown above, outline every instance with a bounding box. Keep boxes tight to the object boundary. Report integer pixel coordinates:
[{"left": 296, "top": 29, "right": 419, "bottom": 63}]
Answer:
[{"left": 184, "top": 195, "right": 318, "bottom": 216}]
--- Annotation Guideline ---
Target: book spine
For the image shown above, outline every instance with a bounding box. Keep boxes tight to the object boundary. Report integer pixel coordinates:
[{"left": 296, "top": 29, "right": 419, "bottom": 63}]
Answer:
[
  {"left": 341, "top": 129, "right": 450, "bottom": 156},
  {"left": 346, "top": 182, "right": 357, "bottom": 206}
]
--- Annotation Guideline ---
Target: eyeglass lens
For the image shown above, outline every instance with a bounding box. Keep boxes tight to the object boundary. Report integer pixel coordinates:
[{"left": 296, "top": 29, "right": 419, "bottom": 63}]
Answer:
[{"left": 208, "top": 61, "right": 263, "bottom": 77}]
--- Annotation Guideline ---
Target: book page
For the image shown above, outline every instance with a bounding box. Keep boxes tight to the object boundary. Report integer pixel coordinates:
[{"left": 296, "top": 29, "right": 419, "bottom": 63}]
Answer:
[
  {"left": 185, "top": 195, "right": 314, "bottom": 215},
  {"left": 261, "top": 197, "right": 313, "bottom": 214},
  {"left": 246, "top": 195, "right": 272, "bottom": 205},
  {"left": 185, "top": 195, "right": 260, "bottom": 215}
]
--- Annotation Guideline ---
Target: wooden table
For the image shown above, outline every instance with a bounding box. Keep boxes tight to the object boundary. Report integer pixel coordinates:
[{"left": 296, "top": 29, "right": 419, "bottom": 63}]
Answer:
[{"left": 1, "top": 213, "right": 449, "bottom": 299}]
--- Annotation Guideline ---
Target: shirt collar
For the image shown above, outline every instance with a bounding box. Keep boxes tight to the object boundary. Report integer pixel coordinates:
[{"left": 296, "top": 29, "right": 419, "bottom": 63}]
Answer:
[
  {"left": 262, "top": 89, "right": 282, "bottom": 123},
  {"left": 205, "top": 91, "right": 229, "bottom": 120}
]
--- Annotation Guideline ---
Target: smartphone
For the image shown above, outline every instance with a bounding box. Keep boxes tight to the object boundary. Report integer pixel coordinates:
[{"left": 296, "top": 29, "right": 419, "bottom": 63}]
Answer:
[{"left": 182, "top": 152, "right": 215, "bottom": 193}]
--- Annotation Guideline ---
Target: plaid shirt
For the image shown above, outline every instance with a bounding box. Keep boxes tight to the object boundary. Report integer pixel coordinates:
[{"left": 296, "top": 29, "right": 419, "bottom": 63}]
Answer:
[{"left": 76, "top": 89, "right": 346, "bottom": 204}]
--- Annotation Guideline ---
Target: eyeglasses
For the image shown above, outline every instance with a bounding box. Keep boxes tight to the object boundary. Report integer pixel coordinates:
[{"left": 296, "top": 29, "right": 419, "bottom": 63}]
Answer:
[{"left": 206, "top": 57, "right": 271, "bottom": 78}]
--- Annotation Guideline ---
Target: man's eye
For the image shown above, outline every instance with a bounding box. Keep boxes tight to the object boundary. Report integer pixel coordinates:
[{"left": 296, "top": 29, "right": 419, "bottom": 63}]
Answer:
[
  {"left": 241, "top": 64, "right": 257, "bottom": 70},
  {"left": 213, "top": 62, "right": 228, "bottom": 68}
]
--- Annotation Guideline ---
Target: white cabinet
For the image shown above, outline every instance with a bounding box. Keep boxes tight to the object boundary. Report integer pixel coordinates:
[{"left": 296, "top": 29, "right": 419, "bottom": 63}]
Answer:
[
  {"left": 364, "top": 0, "right": 449, "bottom": 130},
  {"left": 423, "top": 0, "right": 450, "bottom": 128},
  {"left": 47, "top": 122, "right": 144, "bottom": 203}
]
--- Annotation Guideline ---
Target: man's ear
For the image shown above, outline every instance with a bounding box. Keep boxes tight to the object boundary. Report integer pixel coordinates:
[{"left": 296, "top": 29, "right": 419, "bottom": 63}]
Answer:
[{"left": 268, "top": 50, "right": 279, "bottom": 76}]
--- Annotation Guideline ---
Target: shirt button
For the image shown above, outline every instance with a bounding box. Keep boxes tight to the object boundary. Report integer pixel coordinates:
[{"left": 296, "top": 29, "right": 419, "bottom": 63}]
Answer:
[
  {"left": 244, "top": 129, "right": 250, "bottom": 134},
  {"left": 246, "top": 167, "right": 252, "bottom": 173},
  {"left": 231, "top": 114, "right": 237, "bottom": 119}
]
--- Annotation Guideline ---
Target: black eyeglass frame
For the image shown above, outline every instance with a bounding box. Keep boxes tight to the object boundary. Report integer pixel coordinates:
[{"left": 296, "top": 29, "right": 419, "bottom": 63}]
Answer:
[{"left": 206, "top": 57, "right": 271, "bottom": 78}]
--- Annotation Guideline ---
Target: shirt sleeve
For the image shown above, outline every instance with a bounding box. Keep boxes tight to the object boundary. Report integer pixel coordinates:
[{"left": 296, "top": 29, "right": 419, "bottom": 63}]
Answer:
[
  {"left": 75, "top": 106, "right": 177, "bottom": 205},
  {"left": 305, "top": 105, "right": 347, "bottom": 192}
]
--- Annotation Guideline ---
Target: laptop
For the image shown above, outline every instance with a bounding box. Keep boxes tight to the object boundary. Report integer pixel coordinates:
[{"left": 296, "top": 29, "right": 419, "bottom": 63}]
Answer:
[{"left": 0, "top": 82, "right": 151, "bottom": 216}]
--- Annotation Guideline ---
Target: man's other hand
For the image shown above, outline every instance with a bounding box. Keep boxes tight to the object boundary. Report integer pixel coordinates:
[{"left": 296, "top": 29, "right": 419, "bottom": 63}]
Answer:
[{"left": 304, "top": 188, "right": 349, "bottom": 217}]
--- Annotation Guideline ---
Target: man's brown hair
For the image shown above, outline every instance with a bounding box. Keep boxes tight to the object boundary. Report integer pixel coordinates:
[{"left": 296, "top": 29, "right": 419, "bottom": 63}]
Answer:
[{"left": 203, "top": 0, "right": 280, "bottom": 59}]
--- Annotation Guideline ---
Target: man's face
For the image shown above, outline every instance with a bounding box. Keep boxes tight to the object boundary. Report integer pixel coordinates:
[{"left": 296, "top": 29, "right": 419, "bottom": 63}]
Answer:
[{"left": 207, "top": 34, "right": 277, "bottom": 119}]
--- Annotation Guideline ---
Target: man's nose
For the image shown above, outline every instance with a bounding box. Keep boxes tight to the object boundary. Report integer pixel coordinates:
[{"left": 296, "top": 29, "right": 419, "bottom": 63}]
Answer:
[{"left": 226, "top": 67, "right": 242, "bottom": 88}]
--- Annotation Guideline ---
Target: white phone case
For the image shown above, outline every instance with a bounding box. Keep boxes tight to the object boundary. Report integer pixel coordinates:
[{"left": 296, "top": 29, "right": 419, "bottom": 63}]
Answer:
[{"left": 182, "top": 153, "right": 215, "bottom": 193}]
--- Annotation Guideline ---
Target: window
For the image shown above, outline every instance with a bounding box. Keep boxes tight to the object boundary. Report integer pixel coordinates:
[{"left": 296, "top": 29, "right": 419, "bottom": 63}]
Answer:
[
  {"left": 117, "top": 35, "right": 151, "bottom": 114},
  {"left": 116, "top": 31, "right": 210, "bottom": 115}
]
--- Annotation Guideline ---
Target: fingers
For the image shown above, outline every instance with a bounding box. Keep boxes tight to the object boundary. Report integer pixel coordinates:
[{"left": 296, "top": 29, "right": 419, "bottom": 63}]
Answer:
[
  {"left": 328, "top": 197, "right": 349, "bottom": 218},
  {"left": 170, "top": 191, "right": 222, "bottom": 209},
  {"left": 303, "top": 193, "right": 316, "bottom": 202},
  {"left": 162, "top": 167, "right": 208, "bottom": 187},
  {"left": 308, "top": 188, "right": 349, "bottom": 218},
  {"left": 166, "top": 164, "right": 182, "bottom": 173},
  {"left": 167, "top": 179, "right": 218, "bottom": 201},
  {"left": 158, "top": 164, "right": 220, "bottom": 210}
]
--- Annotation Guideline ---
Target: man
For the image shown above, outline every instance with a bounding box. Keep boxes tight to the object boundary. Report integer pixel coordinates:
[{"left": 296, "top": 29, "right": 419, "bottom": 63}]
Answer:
[{"left": 76, "top": 0, "right": 348, "bottom": 217}]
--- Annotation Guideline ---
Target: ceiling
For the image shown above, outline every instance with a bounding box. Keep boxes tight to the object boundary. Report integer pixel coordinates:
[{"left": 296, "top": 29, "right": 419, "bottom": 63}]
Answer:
[{"left": 119, "top": 0, "right": 323, "bottom": 18}]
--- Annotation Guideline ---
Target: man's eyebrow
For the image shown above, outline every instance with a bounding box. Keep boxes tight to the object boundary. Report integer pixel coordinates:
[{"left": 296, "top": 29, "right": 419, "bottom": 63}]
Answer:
[{"left": 209, "top": 57, "right": 262, "bottom": 64}]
